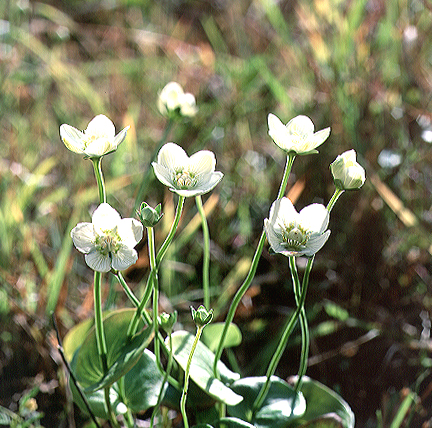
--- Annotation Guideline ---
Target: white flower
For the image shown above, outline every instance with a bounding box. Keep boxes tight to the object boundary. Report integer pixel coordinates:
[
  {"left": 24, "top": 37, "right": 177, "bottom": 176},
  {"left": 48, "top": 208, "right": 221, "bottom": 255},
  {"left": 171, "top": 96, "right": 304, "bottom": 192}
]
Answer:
[
  {"left": 152, "top": 143, "right": 223, "bottom": 197},
  {"left": 157, "top": 82, "right": 198, "bottom": 118},
  {"left": 71, "top": 203, "right": 143, "bottom": 272},
  {"left": 264, "top": 198, "right": 330, "bottom": 257},
  {"left": 268, "top": 113, "right": 331, "bottom": 155},
  {"left": 330, "top": 149, "right": 366, "bottom": 190},
  {"left": 60, "top": 114, "right": 129, "bottom": 158}
]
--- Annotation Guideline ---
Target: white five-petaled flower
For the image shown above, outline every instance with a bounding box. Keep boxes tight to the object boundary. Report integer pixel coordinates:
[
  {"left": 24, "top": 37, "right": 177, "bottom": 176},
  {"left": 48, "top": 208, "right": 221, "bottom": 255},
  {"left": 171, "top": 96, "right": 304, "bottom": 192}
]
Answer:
[
  {"left": 330, "top": 149, "right": 366, "bottom": 190},
  {"left": 264, "top": 198, "right": 330, "bottom": 257},
  {"left": 268, "top": 113, "right": 331, "bottom": 155},
  {"left": 71, "top": 203, "right": 143, "bottom": 272},
  {"left": 157, "top": 82, "right": 198, "bottom": 118},
  {"left": 152, "top": 143, "right": 223, "bottom": 197},
  {"left": 60, "top": 114, "right": 129, "bottom": 158}
]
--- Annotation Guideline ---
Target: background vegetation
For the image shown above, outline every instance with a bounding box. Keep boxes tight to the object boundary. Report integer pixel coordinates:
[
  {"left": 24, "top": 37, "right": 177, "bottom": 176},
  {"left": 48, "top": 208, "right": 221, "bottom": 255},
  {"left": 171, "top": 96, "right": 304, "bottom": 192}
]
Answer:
[{"left": 1, "top": 0, "right": 432, "bottom": 426}]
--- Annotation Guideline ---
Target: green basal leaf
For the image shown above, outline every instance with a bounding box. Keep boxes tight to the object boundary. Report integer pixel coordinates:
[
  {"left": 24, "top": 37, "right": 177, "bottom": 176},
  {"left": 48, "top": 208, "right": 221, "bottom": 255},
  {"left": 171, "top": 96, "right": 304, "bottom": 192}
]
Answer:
[
  {"left": 227, "top": 376, "right": 306, "bottom": 428},
  {"left": 122, "top": 349, "right": 163, "bottom": 412},
  {"left": 202, "top": 323, "right": 242, "bottom": 353},
  {"left": 72, "top": 309, "right": 153, "bottom": 392},
  {"left": 167, "top": 331, "right": 242, "bottom": 405},
  {"left": 63, "top": 317, "right": 94, "bottom": 362},
  {"left": 216, "top": 417, "right": 256, "bottom": 428},
  {"left": 291, "top": 376, "right": 355, "bottom": 428}
]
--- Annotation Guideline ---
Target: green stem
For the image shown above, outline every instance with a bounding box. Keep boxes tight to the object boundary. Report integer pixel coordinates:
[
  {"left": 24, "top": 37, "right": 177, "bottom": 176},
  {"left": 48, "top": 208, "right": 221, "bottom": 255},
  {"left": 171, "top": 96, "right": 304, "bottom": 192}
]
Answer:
[
  {"left": 252, "top": 257, "right": 312, "bottom": 415},
  {"left": 180, "top": 326, "right": 204, "bottom": 428},
  {"left": 127, "top": 195, "right": 185, "bottom": 338},
  {"left": 92, "top": 157, "right": 106, "bottom": 204},
  {"left": 213, "top": 154, "right": 295, "bottom": 377},
  {"left": 327, "top": 188, "right": 344, "bottom": 213},
  {"left": 133, "top": 119, "right": 174, "bottom": 214},
  {"left": 94, "top": 271, "right": 108, "bottom": 370},
  {"left": 289, "top": 256, "right": 311, "bottom": 393},
  {"left": 195, "top": 195, "right": 210, "bottom": 309},
  {"left": 115, "top": 271, "right": 140, "bottom": 307}
]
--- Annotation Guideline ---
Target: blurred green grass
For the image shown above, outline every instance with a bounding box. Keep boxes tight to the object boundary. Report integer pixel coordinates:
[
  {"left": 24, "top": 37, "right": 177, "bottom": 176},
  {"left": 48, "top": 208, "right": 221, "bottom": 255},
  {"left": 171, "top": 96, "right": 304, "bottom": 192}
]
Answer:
[{"left": 1, "top": 0, "right": 432, "bottom": 426}]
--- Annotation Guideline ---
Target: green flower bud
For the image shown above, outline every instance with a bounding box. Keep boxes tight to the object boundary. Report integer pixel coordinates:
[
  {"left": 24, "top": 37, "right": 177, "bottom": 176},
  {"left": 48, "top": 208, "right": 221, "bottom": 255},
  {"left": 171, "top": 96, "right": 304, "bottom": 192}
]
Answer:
[
  {"left": 158, "top": 311, "right": 178, "bottom": 333},
  {"left": 191, "top": 305, "right": 213, "bottom": 328},
  {"left": 330, "top": 149, "right": 366, "bottom": 190},
  {"left": 137, "top": 202, "right": 163, "bottom": 227}
]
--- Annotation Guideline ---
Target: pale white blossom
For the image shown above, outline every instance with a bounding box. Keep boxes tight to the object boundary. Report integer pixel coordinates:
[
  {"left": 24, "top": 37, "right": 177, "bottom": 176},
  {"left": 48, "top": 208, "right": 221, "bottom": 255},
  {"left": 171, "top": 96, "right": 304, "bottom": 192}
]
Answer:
[
  {"left": 60, "top": 114, "right": 129, "bottom": 158},
  {"left": 71, "top": 203, "right": 143, "bottom": 272},
  {"left": 152, "top": 143, "right": 223, "bottom": 197},
  {"left": 157, "top": 82, "right": 198, "bottom": 118},
  {"left": 330, "top": 149, "right": 366, "bottom": 190},
  {"left": 264, "top": 198, "right": 330, "bottom": 257},
  {"left": 268, "top": 113, "right": 330, "bottom": 155}
]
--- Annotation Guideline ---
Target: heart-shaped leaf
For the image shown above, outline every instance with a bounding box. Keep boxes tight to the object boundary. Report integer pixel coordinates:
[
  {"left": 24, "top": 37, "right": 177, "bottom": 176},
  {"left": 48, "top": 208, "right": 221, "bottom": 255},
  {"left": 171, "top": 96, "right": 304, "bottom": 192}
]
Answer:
[
  {"left": 290, "top": 376, "right": 355, "bottom": 428},
  {"left": 168, "top": 331, "right": 242, "bottom": 405},
  {"left": 71, "top": 309, "right": 153, "bottom": 392},
  {"left": 227, "top": 376, "right": 306, "bottom": 428},
  {"left": 201, "top": 323, "right": 242, "bottom": 353}
]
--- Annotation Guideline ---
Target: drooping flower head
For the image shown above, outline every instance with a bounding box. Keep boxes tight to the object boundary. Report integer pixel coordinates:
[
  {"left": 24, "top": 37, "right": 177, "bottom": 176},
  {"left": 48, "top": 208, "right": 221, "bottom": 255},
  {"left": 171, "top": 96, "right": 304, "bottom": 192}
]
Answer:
[
  {"left": 330, "top": 149, "right": 366, "bottom": 190},
  {"left": 157, "top": 82, "right": 198, "bottom": 119},
  {"left": 268, "top": 113, "right": 331, "bottom": 155},
  {"left": 60, "top": 114, "right": 129, "bottom": 158},
  {"left": 152, "top": 143, "right": 223, "bottom": 197},
  {"left": 264, "top": 198, "right": 330, "bottom": 257},
  {"left": 71, "top": 203, "right": 143, "bottom": 272}
]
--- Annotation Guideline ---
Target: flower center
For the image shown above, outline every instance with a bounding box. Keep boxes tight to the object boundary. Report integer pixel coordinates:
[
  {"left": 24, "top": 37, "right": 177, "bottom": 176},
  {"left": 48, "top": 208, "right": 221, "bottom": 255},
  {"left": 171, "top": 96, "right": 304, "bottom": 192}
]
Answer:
[
  {"left": 280, "top": 222, "right": 311, "bottom": 251},
  {"left": 174, "top": 170, "right": 196, "bottom": 189},
  {"left": 95, "top": 228, "right": 121, "bottom": 255}
]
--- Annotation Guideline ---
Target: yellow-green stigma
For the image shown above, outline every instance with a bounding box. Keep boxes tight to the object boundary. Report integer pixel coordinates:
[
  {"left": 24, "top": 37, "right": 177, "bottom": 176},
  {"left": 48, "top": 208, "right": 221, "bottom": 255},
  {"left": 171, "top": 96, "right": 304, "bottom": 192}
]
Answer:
[
  {"left": 280, "top": 222, "right": 310, "bottom": 251},
  {"left": 174, "top": 169, "right": 196, "bottom": 189},
  {"left": 95, "top": 229, "right": 121, "bottom": 255}
]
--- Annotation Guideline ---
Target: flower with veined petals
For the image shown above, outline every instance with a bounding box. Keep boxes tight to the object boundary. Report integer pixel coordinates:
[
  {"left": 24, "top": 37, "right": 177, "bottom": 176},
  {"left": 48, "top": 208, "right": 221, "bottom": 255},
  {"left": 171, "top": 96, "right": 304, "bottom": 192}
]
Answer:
[
  {"left": 152, "top": 143, "right": 223, "bottom": 197},
  {"left": 60, "top": 114, "right": 129, "bottom": 158},
  {"left": 71, "top": 203, "right": 143, "bottom": 272},
  {"left": 264, "top": 198, "right": 330, "bottom": 257},
  {"left": 268, "top": 113, "right": 331, "bottom": 155},
  {"left": 157, "top": 82, "right": 198, "bottom": 118},
  {"left": 330, "top": 149, "right": 366, "bottom": 190}
]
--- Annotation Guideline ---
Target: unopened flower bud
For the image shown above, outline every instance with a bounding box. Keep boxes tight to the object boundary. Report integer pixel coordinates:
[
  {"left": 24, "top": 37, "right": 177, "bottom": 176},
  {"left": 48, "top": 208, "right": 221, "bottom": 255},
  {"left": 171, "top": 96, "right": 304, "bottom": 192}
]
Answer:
[
  {"left": 158, "top": 311, "right": 178, "bottom": 333},
  {"left": 330, "top": 149, "right": 366, "bottom": 190},
  {"left": 191, "top": 305, "right": 213, "bottom": 328},
  {"left": 137, "top": 202, "right": 163, "bottom": 227}
]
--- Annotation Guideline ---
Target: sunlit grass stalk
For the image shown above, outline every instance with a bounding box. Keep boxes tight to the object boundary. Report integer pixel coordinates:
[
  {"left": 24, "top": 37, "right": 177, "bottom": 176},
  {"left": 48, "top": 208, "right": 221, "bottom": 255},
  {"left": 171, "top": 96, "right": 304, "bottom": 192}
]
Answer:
[
  {"left": 127, "top": 195, "right": 185, "bottom": 338},
  {"left": 252, "top": 257, "right": 312, "bottom": 415},
  {"left": 289, "top": 256, "right": 310, "bottom": 393},
  {"left": 180, "top": 324, "right": 205, "bottom": 428},
  {"left": 195, "top": 195, "right": 210, "bottom": 309},
  {"left": 213, "top": 154, "right": 295, "bottom": 377},
  {"left": 133, "top": 119, "right": 174, "bottom": 214}
]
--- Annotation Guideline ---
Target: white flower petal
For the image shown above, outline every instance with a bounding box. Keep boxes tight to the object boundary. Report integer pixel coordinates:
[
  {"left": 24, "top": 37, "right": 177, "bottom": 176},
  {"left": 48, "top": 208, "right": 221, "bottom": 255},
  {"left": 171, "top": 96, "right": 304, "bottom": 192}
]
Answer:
[
  {"left": 60, "top": 124, "right": 86, "bottom": 154},
  {"left": 113, "top": 126, "right": 130, "bottom": 148},
  {"left": 86, "top": 114, "right": 115, "bottom": 138},
  {"left": 71, "top": 222, "right": 96, "bottom": 253},
  {"left": 188, "top": 151, "right": 216, "bottom": 176},
  {"left": 111, "top": 246, "right": 138, "bottom": 271},
  {"left": 85, "top": 251, "right": 112, "bottom": 272},
  {"left": 299, "top": 204, "right": 329, "bottom": 234},
  {"left": 152, "top": 162, "right": 176, "bottom": 188},
  {"left": 268, "top": 114, "right": 289, "bottom": 150},
  {"left": 157, "top": 143, "right": 188, "bottom": 171},
  {"left": 264, "top": 218, "right": 287, "bottom": 254},
  {"left": 92, "top": 203, "right": 121, "bottom": 232},
  {"left": 308, "top": 127, "right": 331, "bottom": 151},
  {"left": 303, "top": 230, "right": 331, "bottom": 256},
  {"left": 117, "top": 218, "right": 143, "bottom": 248},
  {"left": 84, "top": 138, "right": 113, "bottom": 158},
  {"left": 286, "top": 115, "right": 315, "bottom": 137}
]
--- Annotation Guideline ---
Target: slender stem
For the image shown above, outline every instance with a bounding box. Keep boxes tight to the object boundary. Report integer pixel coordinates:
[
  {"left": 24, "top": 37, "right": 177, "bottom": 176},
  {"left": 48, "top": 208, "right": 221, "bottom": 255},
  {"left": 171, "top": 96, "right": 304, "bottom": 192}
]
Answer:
[
  {"left": 195, "top": 195, "right": 210, "bottom": 309},
  {"left": 180, "top": 326, "right": 204, "bottom": 428},
  {"left": 327, "top": 188, "right": 344, "bottom": 213},
  {"left": 133, "top": 119, "right": 174, "bottom": 214},
  {"left": 94, "top": 271, "right": 108, "bottom": 370},
  {"left": 115, "top": 271, "right": 140, "bottom": 307},
  {"left": 128, "top": 195, "right": 185, "bottom": 338},
  {"left": 104, "top": 387, "right": 120, "bottom": 428},
  {"left": 252, "top": 257, "right": 312, "bottom": 415},
  {"left": 289, "top": 256, "right": 310, "bottom": 393},
  {"left": 213, "top": 154, "right": 296, "bottom": 377},
  {"left": 92, "top": 157, "right": 106, "bottom": 204}
]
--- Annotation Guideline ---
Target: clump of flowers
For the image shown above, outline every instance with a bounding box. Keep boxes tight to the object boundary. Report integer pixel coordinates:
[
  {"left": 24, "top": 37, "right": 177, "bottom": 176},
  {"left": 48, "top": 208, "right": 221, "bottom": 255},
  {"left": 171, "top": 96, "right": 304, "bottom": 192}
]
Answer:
[
  {"left": 60, "top": 114, "right": 129, "bottom": 158},
  {"left": 152, "top": 142, "right": 223, "bottom": 197}
]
